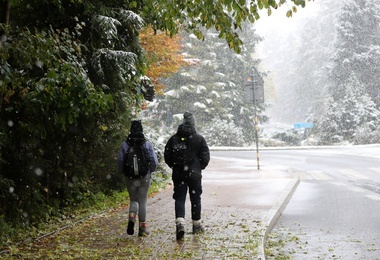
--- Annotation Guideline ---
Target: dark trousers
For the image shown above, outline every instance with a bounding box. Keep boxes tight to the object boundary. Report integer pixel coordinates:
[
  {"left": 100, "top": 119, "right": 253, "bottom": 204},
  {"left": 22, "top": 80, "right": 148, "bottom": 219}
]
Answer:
[{"left": 173, "top": 177, "right": 202, "bottom": 221}]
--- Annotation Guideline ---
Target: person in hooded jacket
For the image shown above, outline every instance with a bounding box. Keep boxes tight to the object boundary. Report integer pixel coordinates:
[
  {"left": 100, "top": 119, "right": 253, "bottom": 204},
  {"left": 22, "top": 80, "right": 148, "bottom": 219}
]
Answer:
[
  {"left": 117, "top": 120, "right": 159, "bottom": 237},
  {"left": 164, "top": 112, "right": 210, "bottom": 240}
]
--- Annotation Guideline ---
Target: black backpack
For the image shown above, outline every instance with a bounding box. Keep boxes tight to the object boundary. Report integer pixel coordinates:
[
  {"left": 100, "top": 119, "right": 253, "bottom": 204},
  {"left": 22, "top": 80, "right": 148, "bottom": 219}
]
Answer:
[
  {"left": 171, "top": 136, "right": 189, "bottom": 167},
  {"left": 124, "top": 139, "right": 149, "bottom": 178}
]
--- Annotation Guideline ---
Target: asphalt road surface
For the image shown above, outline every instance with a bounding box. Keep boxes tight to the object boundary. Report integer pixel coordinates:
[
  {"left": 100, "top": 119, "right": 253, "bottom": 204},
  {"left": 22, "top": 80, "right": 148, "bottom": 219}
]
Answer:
[
  {"left": 213, "top": 145, "right": 380, "bottom": 259},
  {"left": 261, "top": 145, "right": 380, "bottom": 259}
]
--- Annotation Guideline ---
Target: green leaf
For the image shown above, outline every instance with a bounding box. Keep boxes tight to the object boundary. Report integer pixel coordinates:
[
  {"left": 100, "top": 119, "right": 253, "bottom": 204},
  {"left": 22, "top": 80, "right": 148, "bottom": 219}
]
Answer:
[
  {"left": 47, "top": 69, "right": 57, "bottom": 79},
  {"left": 194, "top": 28, "right": 204, "bottom": 40},
  {"left": 258, "top": 1, "right": 263, "bottom": 9},
  {"left": 129, "top": 1, "right": 137, "bottom": 8},
  {"left": 68, "top": 114, "right": 74, "bottom": 124}
]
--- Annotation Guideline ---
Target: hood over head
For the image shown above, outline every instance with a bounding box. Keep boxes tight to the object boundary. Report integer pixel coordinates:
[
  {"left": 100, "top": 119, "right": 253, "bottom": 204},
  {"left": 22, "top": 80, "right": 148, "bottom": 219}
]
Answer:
[
  {"left": 177, "top": 122, "right": 196, "bottom": 137},
  {"left": 130, "top": 120, "right": 143, "bottom": 134},
  {"left": 127, "top": 120, "right": 145, "bottom": 145},
  {"left": 183, "top": 112, "right": 195, "bottom": 127}
]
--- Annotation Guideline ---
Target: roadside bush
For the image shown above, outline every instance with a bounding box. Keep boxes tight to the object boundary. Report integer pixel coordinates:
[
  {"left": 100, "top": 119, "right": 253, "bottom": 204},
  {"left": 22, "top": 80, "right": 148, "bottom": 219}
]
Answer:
[
  {"left": 202, "top": 117, "right": 245, "bottom": 146},
  {"left": 271, "top": 130, "right": 301, "bottom": 146},
  {"left": 354, "top": 124, "right": 380, "bottom": 145}
]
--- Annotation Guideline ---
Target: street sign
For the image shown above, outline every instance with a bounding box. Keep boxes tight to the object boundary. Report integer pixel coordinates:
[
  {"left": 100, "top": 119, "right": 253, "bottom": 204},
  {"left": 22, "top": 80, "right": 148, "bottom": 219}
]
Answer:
[
  {"left": 294, "top": 122, "right": 314, "bottom": 129},
  {"left": 244, "top": 83, "right": 264, "bottom": 104},
  {"left": 244, "top": 67, "right": 264, "bottom": 105}
]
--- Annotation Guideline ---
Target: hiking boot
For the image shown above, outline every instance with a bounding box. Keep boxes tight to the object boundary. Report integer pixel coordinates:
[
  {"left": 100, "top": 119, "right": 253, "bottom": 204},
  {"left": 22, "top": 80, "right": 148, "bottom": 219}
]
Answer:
[
  {"left": 138, "top": 226, "right": 150, "bottom": 237},
  {"left": 176, "top": 223, "right": 185, "bottom": 240},
  {"left": 192, "top": 224, "right": 205, "bottom": 234},
  {"left": 127, "top": 218, "right": 135, "bottom": 235}
]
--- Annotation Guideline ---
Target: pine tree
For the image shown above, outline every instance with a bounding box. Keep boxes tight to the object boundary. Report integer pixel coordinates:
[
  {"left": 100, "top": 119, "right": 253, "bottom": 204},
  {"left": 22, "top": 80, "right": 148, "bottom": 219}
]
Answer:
[
  {"left": 315, "top": 0, "right": 380, "bottom": 144},
  {"left": 144, "top": 25, "right": 267, "bottom": 146},
  {"left": 317, "top": 75, "right": 380, "bottom": 144},
  {"left": 329, "top": 0, "right": 380, "bottom": 101}
]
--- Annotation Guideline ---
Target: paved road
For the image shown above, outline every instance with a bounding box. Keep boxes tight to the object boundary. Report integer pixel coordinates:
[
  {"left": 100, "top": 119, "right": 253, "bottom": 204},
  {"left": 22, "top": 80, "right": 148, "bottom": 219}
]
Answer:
[{"left": 259, "top": 145, "right": 380, "bottom": 259}]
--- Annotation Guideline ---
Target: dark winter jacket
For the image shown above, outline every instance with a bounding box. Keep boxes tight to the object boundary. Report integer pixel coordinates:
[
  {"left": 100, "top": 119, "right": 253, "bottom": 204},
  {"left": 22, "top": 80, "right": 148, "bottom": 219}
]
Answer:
[
  {"left": 164, "top": 123, "right": 210, "bottom": 180},
  {"left": 117, "top": 133, "right": 159, "bottom": 175}
]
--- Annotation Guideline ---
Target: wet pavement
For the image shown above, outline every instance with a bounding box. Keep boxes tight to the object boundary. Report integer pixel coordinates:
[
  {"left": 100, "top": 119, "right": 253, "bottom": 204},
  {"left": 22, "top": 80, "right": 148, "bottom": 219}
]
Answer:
[
  {"left": 6, "top": 146, "right": 379, "bottom": 259},
  {"left": 113, "top": 155, "right": 299, "bottom": 259}
]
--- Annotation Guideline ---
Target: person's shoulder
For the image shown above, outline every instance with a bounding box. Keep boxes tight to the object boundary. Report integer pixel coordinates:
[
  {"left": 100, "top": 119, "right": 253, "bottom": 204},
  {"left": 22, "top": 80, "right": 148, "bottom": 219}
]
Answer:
[
  {"left": 121, "top": 140, "right": 128, "bottom": 148},
  {"left": 170, "top": 134, "right": 181, "bottom": 142},
  {"left": 144, "top": 140, "right": 156, "bottom": 153},
  {"left": 196, "top": 133, "right": 208, "bottom": 144},
  {"left": 193, "top": 132, "right": 205, "bottom": 138},
  {"left": 165, "top": 134, "right": 177, "bottom": 144},
  {"left": 188, "top": 132, "right": 204, "bottom": 143}
]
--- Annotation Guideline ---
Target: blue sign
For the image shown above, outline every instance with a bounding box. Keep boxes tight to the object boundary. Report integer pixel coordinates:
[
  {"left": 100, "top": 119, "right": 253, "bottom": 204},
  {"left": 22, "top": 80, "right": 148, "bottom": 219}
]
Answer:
[{"left": 294, "top": 122, "right": 314, "bottom": 129}]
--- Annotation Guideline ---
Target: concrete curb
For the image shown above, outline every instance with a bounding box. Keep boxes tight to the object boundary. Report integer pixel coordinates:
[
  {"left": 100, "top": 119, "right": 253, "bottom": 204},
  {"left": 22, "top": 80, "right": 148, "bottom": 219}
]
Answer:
[
  {"left": 210, "top": 145, "right": 350, "bottom": 151},
  {"left": 210, "top": 143, "right": 380, "bottom": 152},
  {"left": 257, "top": 177, "right": 300, "bottom": 260}
]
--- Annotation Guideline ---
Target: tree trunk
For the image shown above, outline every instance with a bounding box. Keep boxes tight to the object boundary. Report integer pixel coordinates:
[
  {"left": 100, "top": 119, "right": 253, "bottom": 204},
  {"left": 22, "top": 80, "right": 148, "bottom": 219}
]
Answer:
[
  {"left": 0, "top": 0, "right": 11, "bottom": 25},
  {"left": 0, "top": 1, "right": 10, "bottom": 177}
]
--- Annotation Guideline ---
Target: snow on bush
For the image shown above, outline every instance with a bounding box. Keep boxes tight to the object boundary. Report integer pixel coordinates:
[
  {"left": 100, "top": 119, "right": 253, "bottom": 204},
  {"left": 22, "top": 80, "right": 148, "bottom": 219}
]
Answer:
[{"left": 201, "top": 117, "right": 244, "bottom": 146}]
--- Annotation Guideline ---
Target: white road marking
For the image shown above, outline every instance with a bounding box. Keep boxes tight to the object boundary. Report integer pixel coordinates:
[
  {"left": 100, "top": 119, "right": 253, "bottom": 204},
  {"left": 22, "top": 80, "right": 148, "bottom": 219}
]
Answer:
[
  {"left": 369, "top": 167, "right": 380, "bottom": 174},
  {"left": 331, "top": 181, "right": 347, "bottom": 186},
  {"left": 338, "top": 169, "right": 369, "bottom": 180},
  {"left": 366, "top": 194, "right": 380, "bottom": 201},
  {"left": 346, "top": 186, "right": 366, "bottom": 193},
  {"left": 307, "top": 170, "right": 333, "bottom": 180}
]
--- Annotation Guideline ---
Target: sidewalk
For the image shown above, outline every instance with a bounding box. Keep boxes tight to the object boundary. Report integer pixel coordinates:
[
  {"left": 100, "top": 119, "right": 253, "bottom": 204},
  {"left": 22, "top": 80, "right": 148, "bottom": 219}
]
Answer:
[
  {"left": 3, "top": 154, "right": 299, "bottom": 259},
  {"left": 115, "top": 156, "right": 299, "bottom": 259}
]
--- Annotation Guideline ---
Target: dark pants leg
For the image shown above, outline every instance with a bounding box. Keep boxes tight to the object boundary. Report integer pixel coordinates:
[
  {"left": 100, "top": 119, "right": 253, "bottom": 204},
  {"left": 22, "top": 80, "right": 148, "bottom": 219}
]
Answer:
[
  {"left": 173, "top": 178, "right": 202, "bottom": 220},
  {"left": 188, "top": 178, "right": 202, "bottom": 220},
  {"left": 173, "top": 179, "right": 187, "bottom": 219}
]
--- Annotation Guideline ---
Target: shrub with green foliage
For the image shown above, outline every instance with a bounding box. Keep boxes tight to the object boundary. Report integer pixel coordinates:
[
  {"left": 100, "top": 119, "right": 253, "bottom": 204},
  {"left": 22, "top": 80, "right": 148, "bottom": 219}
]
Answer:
[
  {"left": 0, "top": 0, "right": 158, "bottom": 228},
  {"left": 0, "top": 25, "right": 116, "bottom": 224}
]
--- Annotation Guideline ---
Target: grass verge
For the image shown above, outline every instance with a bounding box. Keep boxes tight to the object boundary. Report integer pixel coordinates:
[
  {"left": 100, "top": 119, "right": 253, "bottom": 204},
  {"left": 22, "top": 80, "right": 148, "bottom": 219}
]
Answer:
[{"left": 0, "top": 172, "right": 171, "bottom": 256}]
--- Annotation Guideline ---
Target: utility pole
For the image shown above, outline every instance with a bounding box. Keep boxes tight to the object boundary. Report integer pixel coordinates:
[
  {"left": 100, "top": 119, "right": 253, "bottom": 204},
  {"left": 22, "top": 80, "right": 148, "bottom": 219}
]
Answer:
[
  {"left": 252, "top": 79, "right": 260, "bottom": 170},
  {"left": 244, "top": 67, "right": 264, "bottom": 170}
]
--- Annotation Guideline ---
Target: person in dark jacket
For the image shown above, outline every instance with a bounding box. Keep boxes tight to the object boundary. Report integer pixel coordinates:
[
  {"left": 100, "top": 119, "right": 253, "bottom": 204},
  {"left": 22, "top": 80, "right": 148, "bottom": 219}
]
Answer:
[
  {"left": 164, "top": 112, "right": 210, "bottom": 240},
  {"left": 117, "top": 120, "right": 159, "bottom": 237}
]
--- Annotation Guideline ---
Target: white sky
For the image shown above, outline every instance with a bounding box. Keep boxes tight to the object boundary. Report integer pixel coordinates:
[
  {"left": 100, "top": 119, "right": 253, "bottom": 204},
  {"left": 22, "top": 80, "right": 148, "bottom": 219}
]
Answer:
[
  {"left": 255, "top": 1, "right": 321, "bottom": 57},
  {"left": 253, "top": 1, "right": 323, "bottom": 125}
]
